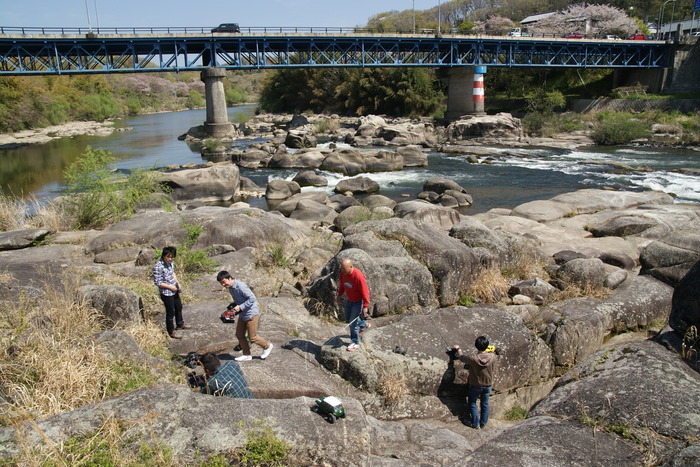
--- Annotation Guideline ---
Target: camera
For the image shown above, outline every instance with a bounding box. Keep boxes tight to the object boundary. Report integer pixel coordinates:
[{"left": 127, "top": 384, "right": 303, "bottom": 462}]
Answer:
[
  {"left": 184, "top": 353, "right": 202, "bottom": 369},
  {"left": 445, "top": 347, "right": 460, "bottom": 360},
  {"left": 187, "top": 371, "right": 206, "bottom": 388}
]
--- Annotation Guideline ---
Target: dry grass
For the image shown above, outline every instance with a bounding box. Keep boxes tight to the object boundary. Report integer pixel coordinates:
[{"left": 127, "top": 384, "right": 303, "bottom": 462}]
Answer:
[
  {"left": 0, "top": 193, "right": 25, "bottom": 231},
  {"left": 0, "top": 270, "right": 177, "bottom": 425},
  {"left": 549, "top": 283, "right": 612, "bottom": 303},
  {"left": 467, "top": 266, "right": 510, "bottom": 303},
  {"left": 0, "top": 193, "right": 67, "bottom": 232},
  {"left": 501, "top": 242, "right": 551, "bottom": 281},
  {"left": 377, "top": 375, "right": 408, "bottom": 405}
]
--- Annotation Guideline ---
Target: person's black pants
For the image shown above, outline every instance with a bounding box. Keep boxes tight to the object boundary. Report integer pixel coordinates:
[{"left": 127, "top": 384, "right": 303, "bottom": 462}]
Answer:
[{"left": 160, "top": 292, "right": 183, "bottom": 334}]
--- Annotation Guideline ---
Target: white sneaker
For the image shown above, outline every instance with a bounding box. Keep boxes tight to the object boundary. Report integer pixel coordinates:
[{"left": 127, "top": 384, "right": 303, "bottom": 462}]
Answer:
[
  {"left": 347, "top": 343, "right": 359, "bottom": 351},
  {"left": 235, "top": 355, "right": 252, "bottom": 362},
  {"left": 261, "top": 343, "right": 273, "bottom": 360}
]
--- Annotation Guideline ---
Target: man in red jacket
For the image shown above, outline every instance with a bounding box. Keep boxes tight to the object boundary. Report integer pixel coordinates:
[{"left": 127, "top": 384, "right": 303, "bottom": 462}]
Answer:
[{"left": 337, "top": 258, "right": 370, "bottom": 351}]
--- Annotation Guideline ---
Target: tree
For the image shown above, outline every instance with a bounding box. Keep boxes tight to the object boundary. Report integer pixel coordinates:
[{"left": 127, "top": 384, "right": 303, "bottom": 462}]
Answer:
[
  {"left": 484, "top": 15, "right": 515, "bottom": 35},
  {"left": 532, "top": 3, "right": 633, "bottom": 37}
]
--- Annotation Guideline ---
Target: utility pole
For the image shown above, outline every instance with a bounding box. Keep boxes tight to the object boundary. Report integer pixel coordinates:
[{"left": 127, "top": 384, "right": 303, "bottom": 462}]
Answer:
[{"left": 438, "top": 0, "right": 442, "bottom": 36}]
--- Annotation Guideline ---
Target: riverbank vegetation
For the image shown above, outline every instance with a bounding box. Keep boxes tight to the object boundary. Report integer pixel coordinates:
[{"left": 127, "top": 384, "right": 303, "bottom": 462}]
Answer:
[{"left": 0, "top": 70, "right": 263, "bottom": 133}]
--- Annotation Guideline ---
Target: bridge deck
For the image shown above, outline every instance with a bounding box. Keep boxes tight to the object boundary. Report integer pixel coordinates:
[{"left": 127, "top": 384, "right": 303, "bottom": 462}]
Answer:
[{"left": 0, "top": 32, "right": 671, "bottom": 75}]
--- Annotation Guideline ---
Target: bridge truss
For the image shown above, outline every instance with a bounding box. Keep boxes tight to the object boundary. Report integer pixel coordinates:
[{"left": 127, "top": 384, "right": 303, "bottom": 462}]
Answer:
[{"left": 0, "top": 34, "right": 671, "bottom": 75}]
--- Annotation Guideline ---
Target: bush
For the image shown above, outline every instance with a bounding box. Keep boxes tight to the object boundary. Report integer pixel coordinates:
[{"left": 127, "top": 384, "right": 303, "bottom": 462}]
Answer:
[
  {"left": 236, "top": 422, "right": 291, "bottom": 466},
  {"left": 591, "top": 114, "right": 648, "bottom": 145},
  {"left": 62, "top": 146, "right": 167, "bottom": 229}
]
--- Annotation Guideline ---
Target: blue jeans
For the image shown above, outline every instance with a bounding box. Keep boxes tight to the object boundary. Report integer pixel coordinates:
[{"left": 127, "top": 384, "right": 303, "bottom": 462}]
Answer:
[
  {"left": 468, "top": 385, "right": 491, "bottom": 428},
  {"left": 343, "top": 300, "right": 367, "bottom": 345}
]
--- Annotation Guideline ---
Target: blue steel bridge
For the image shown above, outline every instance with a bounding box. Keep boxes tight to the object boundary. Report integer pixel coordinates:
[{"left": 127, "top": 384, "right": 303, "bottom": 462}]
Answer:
[{"left": 0, "top": 26, "right": 672, "bottom": 75}]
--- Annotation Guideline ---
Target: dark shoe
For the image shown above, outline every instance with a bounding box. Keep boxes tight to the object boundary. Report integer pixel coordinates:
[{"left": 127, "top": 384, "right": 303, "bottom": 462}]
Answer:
[
  {"left": 169, "top": 333, "right": 182, "bottom": 339},
  {"left": 470, "top": 425, "right": 480, "bottom": 430},
  {"left": 233, "top": 344, "right": 242, "bottom": 352},
  {"left": 176, "top": 325, "right": 191, "bottom": 330}
]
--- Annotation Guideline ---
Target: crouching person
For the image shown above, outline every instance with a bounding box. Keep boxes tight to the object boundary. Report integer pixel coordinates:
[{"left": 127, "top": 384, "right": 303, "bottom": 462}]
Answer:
[
  {"left": 200, "top": 352, "right": 254, "bottom": 399},
  {"left": 451, "top": 336, "right": 499, "bottom": 429}
]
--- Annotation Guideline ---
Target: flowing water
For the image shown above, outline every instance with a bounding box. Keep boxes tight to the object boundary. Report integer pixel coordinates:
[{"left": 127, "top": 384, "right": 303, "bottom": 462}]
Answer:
[{"left": 2, "top": 106, "right": 699, "bottom": 214}]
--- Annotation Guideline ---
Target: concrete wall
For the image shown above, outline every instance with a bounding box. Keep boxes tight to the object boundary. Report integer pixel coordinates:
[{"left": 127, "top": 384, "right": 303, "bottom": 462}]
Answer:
[
  {"left": 612, "top": 36, "right": 699, "bottom": 95},
  {"left": 570, "top": 98, "right": 700, "bottom": 114}
]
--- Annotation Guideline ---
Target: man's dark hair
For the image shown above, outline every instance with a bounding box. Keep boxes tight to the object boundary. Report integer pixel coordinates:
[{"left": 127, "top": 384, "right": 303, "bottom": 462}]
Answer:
[
  {"left": 216, "top": 270, "right": 233, "bottom": 282},
  {"left": 475, "top": 336, "right": 489, "bottom": 352},
  {"left": 161, "top": 246, "right": 177, "bottom": 259},
  {"left": 200, "top": 352, "right": 221, "bottom": 373}
]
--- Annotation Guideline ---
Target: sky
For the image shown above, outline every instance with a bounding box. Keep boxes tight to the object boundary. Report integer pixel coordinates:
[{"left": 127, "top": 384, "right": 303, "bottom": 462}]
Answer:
[{"left": 1, "top": 0, "right": 442, "bottom": 29}]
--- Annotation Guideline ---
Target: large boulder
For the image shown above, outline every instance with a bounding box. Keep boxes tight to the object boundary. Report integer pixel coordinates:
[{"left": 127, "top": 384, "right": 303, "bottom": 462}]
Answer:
[
  {"left": 192, "top": 208, "right": 313, "bottom": 251},
  {"left": 552, "top": 257, "right": 607, "bottom": 289},
  {"left": 669, "top": 259, "right": 700, "bottom": 337},
  {"left": 161, "top": 163, "right": 240, "bottom": 203},
  {"left": 396, "top": 145, "right": 428, "bottom": 167},
  {"left": 78, "top": 285, "right": 143, "bottom": 326},
  {"left": 447, "top": 113, "right": 523, "bottom": 140},
  {"left": 319, "top": 148, "right": 366, "bottom": 175},
  {"left": 457, "top": 416, "right": 645, "bottom": 466},
  {"left": 265, "top": 179, "right": 301, "bottom": 200},
  {"left": 423, "top": 177, "right": 468, "bottom": 195},
  {"left": 511, "top": 189, "right": 674, "bottom": 223},
  {"left": 270, "top": 191, "right": 329, "bottom": 217},
  {"left": 449, "top": 218, "right": 545, "bottom": 269},
  {"left": 284, "top": 130, "right": 317, "bottom": 149},
  {"left": 306, "top": 246, "right": 437, "bottom": 318},
  {"left": 0, "top": 389, "right": 373, "bottom": 464},
  {"left": 0, "top": 229, "right": 53, "bottom": 251},
  {"left": 334, "top": 176, "right": 380, "bottom": 195},
  {"left": 234, "top": 148, "right": 271, "bottom": 169},
  {"left": 394, "top": 200, "right": 466, "bottom": 230},
  {"left": 542, "top": 275, "right": 673, "bottom": 368},
  {"left": 531, "top": 339, "right": 700, "bottom": 462},
  {"left": 343, "top": 218, "right": 480, "bottom": 307},
  {"left": 318, "top": 306, "right": 552, "bottom": 396},
  {"left": 288, "top": 199, "right": 337, "bottom": 226},
  {"left": 291, "top": 170, "right": 328, "bottom": 187},
  {"left": 364, "top": 150, "right": 404, "bottom": 172},
  {"left": 640, "top": 229, "right": 700, "bottom": 287},
  {"left": 85, "top": 211, "right": 185, "bottom": 255}
]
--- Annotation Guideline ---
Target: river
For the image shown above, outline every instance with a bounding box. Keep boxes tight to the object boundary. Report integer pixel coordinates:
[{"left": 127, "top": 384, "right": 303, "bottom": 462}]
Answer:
[{"left": 2, "top": 106, "right": 699, "bottom": 214}]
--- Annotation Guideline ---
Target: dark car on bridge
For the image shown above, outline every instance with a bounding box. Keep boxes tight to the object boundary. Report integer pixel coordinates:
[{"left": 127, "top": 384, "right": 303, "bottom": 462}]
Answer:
[
  {"left": 563, "top": 32, "right": 583, "bottom": 39},
  {"left": 627, "top": 33, "right": 648, "bottom": 40},
  {"left": 211, "top": 23, "right": 240, "bottom": 33}
]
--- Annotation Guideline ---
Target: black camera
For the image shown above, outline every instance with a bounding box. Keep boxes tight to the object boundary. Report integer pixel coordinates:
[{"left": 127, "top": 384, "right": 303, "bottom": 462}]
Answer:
[
  {"left": 446, "top": 347, "right": 460, "bottom": 360},
  {"left": 187, "top": 371, "right": 206, "bottom": 388},
  {"left": 184, "top": 353, "right": 202, "bottom": 369}
]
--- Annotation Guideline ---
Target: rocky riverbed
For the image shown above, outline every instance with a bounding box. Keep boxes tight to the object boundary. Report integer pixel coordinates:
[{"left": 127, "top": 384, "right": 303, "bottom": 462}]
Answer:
[{"left": 1, "top": 112, "right": 699, "bottom": 465}]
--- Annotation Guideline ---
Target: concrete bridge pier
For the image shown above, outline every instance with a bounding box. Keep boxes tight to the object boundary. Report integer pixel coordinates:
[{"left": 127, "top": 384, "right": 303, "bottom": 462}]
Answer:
[
  {"left": 200, "top": 67, "right": 234, "bottom": 138},
  {"left": 444, "top": 66, "right": 487, "bottom": 119}
]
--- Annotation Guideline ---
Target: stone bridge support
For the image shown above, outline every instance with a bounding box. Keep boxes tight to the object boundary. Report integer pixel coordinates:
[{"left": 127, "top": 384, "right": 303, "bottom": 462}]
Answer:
[
  {"left": 444, "top": 66, "right": 487, "bottom": 120},
  {"left": 200, "top": 67, "right": 234, "bottom": 138}
]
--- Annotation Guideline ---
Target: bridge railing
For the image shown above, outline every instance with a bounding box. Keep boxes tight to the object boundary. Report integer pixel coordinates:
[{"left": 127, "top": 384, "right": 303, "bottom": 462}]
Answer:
[{"left": 0, "top": 25, "right": 615, "bottom": 38}]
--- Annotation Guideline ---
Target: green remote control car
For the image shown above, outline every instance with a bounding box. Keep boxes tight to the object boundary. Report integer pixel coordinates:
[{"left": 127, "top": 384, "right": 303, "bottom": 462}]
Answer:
[{"left": 312, "top": 396, "right": 346, "bottom": 423}]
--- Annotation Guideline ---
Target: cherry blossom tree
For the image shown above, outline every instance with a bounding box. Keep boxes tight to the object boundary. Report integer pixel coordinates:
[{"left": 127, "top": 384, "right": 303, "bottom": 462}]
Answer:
[
  {"left": 531, "top": 3, "right": 633, "bottom": 37},
  {"left": 484, "top": 15, "right": 516, "bottom": 35}
]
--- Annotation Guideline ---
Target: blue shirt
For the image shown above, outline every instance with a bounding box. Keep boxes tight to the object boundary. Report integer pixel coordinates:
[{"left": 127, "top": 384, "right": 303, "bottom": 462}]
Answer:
[
  {"left": 228, "top": 280, "right": 260, "bottom": 321},
  {"left": 153, "top": 258, "right": 177, "bottom": 296},
  {"left": 201, "top": 361, "right": 254, "bottom": 398}
]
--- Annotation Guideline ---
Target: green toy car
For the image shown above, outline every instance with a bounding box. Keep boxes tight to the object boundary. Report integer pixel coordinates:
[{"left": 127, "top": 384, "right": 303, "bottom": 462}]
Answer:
[{"left": 312, "top": 396, "right": 346, "bottom": 423}]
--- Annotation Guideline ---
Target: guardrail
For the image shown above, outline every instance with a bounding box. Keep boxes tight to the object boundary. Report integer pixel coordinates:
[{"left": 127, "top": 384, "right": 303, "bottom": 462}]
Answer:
[
  {"left": 0, "top": 26, "right": 396, "bottom": 35},
  {"left": 0, "top": 26, "right": 673, "bottom": 42}
]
